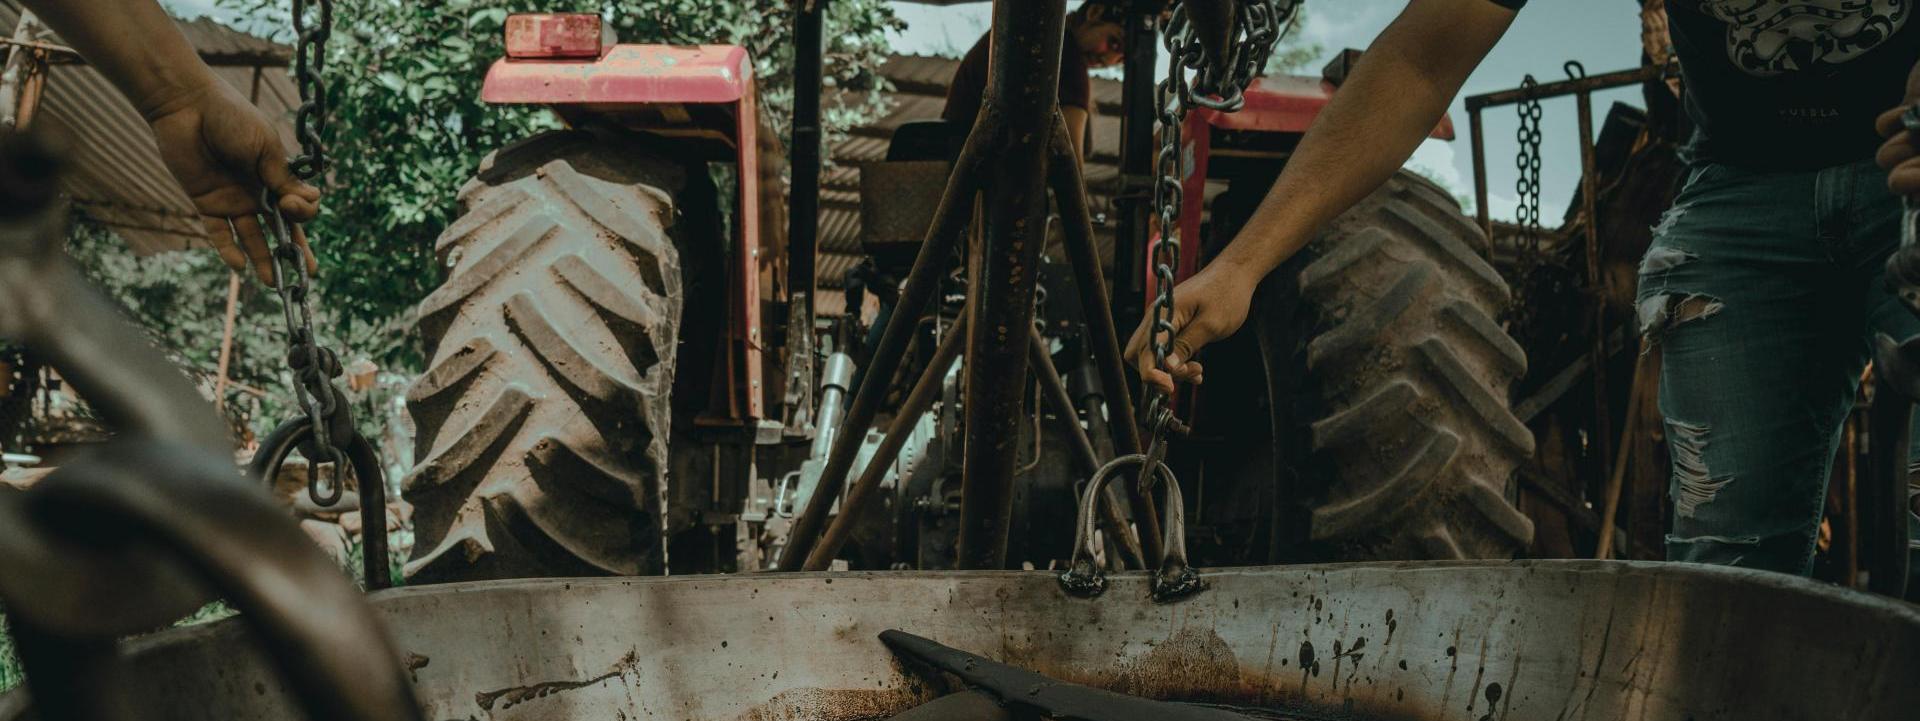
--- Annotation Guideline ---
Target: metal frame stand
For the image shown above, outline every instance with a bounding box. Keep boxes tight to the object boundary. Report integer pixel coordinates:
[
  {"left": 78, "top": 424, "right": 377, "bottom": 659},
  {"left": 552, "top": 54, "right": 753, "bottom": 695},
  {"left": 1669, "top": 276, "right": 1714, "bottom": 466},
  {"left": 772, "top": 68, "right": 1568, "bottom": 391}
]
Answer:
[
  {"left": 788, "top": 0, "right": 823, "bottom": 337},
  {"left": 954, "top": 0, "right": 1069, "bottom": 570},
  {"left": 782, "top": 0, "right": 1154, "bottom": 571}
]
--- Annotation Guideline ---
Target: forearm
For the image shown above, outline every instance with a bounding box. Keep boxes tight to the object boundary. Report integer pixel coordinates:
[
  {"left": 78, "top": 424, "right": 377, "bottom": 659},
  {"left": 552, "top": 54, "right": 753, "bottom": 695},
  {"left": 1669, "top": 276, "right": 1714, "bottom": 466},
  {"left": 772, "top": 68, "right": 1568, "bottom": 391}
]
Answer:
[
  {"left": 1063, "top": 105, "right": 1090, "bottom": 164},
  {"left": 19, "top": 0, "right": 216, "bottom": 118},
  {"left": 1210, "top": 0, "right": 1513, "bottom": 280}
]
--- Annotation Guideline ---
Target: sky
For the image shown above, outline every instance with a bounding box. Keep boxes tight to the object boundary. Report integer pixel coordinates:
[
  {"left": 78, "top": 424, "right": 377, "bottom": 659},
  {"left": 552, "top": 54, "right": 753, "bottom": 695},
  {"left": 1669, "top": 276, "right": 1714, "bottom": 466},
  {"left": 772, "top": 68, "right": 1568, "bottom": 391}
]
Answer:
[
  {"left": 888, "top": 1, "right": 1649, "bottom": 221},
  {"left": 160, "top": 0, "right": 1646, "bottom": 219}
]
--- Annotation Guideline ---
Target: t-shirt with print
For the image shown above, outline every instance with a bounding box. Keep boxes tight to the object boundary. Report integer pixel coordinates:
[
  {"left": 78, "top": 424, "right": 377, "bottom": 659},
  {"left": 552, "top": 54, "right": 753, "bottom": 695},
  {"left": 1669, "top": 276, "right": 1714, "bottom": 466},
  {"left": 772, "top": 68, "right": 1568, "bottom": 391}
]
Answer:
[
  {"left": 1668, "top": 1, "right": 1920, "bottom": 169},
  {"left": 1492, "top": 1, "right": 1918, "bottom": 169}
]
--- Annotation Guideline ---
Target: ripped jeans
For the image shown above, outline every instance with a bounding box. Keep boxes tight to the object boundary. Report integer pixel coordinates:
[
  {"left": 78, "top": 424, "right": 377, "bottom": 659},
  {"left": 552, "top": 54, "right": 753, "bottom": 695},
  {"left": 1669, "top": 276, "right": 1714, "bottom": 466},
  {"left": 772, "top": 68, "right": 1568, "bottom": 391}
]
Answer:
[{"left": 1638, "top": 157, "right": 1920, "bottom": 576}]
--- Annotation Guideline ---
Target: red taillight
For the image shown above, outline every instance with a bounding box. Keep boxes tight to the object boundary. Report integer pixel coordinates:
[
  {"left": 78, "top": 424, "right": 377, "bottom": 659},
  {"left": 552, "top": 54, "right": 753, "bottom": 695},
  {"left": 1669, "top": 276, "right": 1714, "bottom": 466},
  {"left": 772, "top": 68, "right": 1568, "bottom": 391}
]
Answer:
[{"left": 504, "top": 13, "right": 603, "bottom": 59}]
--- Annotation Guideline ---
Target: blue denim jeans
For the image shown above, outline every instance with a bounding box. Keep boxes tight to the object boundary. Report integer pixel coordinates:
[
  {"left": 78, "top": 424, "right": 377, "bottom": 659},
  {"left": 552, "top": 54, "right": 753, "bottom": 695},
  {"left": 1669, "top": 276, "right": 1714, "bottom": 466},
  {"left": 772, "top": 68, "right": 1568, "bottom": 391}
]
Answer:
[{"left": 1637, "top": 157, "right": 1920, "bottom": 576}]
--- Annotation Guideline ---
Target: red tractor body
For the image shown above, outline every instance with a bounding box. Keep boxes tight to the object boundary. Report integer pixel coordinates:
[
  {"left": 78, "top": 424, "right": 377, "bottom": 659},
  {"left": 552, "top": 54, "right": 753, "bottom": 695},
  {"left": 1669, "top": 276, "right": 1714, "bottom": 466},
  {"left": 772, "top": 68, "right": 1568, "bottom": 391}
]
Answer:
[{"left": 481, "top": 38, "right": 782, "bottom": 426}]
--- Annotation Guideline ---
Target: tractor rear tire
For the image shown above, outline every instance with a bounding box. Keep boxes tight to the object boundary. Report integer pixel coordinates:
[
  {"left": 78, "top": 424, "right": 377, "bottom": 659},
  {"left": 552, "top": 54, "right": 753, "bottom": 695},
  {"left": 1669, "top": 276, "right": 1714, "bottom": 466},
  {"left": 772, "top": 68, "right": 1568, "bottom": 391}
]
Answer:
[
  {"left": 403, "top": 128, "right": 706, "bottom": 582},
  {"left": 1262, "top": 170, "right": 1536, "bottom": 560}
]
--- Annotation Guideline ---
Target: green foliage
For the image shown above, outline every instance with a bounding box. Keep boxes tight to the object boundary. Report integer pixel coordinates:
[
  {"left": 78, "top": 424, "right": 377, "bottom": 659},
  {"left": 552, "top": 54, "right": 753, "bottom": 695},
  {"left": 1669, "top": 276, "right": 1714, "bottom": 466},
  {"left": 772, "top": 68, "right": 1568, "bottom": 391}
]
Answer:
[
  {"left": 65, "top": 1, "right": 901, "bottom": 439},
  {"left": 212, "top": 0, "right": 901, "bottom": 373},
  {"left": 0, "top": 610, "right": 15, "bottom": 694},
  {"left": 66, "top": 220, "right": 404, "bottom": 440},
  {"left": 1264, "top": 7, "right": 1324, "bottom": 76}
]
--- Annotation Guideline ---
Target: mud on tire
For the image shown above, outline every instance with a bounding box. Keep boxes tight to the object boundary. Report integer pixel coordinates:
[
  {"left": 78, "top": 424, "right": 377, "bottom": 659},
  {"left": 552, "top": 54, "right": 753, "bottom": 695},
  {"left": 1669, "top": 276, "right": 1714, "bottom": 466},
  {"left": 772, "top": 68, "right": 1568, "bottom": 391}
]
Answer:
[
  {"left": 1264, "top": 170, "right": 1536, "bottom": 560},
  {"left": 403, "top": 128, "right": 709, "bottom": 582}
]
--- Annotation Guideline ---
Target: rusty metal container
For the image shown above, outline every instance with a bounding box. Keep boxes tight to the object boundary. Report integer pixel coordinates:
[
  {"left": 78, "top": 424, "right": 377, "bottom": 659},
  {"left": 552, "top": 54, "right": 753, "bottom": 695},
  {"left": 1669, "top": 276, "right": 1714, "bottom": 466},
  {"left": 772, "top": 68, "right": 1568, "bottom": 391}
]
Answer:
[{"left": 88, "top": 561, "right": 1920, "bottom": 720}]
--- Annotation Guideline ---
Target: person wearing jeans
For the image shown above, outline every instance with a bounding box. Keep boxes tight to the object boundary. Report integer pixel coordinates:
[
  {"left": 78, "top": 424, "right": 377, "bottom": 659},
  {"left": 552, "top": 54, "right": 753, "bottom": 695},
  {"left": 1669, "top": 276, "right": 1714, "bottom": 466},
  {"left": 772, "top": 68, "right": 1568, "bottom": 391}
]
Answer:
[
  {"left": 1126, "top": 0, "right": 1920, "bottom": 580},
  {"left": 1638, "top": 158, "right": 1919, "bottom": 574}
]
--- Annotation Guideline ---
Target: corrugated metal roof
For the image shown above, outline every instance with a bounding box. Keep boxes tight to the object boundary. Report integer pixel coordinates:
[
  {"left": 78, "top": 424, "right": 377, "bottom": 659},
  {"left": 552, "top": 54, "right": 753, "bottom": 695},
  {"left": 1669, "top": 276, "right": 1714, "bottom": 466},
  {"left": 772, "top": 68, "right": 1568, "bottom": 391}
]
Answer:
[
  {"left": 815, "top": 54, "right": 1123, "bottom": 312},
  {"left": 2, "top": 3, "right": 296, "bottom": 255},
  {"left": 177, "top": 17, "right": 289, "bottom": 64},
  {"left": 876, "top": 52, "right": 1123, "bottom": 113}
]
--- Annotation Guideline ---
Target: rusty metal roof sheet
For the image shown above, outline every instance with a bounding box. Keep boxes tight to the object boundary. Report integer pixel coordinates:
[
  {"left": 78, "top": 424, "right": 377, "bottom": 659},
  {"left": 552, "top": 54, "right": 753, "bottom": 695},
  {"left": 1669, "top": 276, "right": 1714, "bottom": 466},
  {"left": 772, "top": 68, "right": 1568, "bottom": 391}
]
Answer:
[{"left": 2, "top": 3, "right": 296, "bottom": 255}]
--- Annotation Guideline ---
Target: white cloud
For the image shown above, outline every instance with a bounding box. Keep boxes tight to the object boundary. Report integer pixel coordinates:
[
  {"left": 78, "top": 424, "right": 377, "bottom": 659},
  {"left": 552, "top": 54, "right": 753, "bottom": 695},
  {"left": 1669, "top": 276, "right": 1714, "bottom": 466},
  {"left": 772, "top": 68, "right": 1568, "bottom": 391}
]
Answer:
[
  {"left": 1294, "top": 3, "right": 1396, "bottom": 65},
  {"left": 1402, "top": 137, "right": 1565, "bottom": 222},
  {"left": 1404, "top": 140, "right": 1469, "bottom": 201}
]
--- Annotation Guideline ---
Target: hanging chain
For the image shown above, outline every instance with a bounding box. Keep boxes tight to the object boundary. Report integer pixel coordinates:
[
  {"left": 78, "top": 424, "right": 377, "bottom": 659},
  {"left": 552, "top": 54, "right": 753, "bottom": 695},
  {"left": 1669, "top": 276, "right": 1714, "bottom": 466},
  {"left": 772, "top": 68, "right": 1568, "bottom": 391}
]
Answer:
[
  {"left": 1148, "top": 0, "right": 1296, "bottom": 399},
  {"left": 1513, "top": 74, "right": 1544, "bottom": 258},
  {"left": 259, "top": 0, "right": 353, "bottom": 505},
  {"left": 289, "top": 0, "right": 331, "bottom": 179},
  {"left": 1133, "top": 0, "right": 1293, "bottom": 600}
]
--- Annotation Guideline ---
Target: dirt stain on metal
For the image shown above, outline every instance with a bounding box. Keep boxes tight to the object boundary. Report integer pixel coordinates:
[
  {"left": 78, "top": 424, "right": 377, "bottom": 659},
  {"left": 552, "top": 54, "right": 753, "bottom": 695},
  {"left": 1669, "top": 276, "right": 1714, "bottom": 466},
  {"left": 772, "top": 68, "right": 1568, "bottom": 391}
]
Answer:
[
  {"left": 473, "top": 650, "right": 637, "bottom": 712},
  {"left": 734, "top": 687, "right": 929, "bottom": 721},
  {"left": 405, "top": 652, "right": 431, "bottom": 684}
]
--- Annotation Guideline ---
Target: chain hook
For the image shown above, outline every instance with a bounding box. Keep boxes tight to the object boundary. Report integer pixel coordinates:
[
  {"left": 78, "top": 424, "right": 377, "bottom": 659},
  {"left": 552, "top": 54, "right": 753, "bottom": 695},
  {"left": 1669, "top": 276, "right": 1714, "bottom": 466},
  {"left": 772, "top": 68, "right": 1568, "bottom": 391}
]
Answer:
[
  {"left": 1061, "top": 0, "right": 1295, "bottom": 602},
  {"left": 1058, "top": 447, "right": 1202, "bottom": 602},
  {"left": 251, "top": 0, "right": 361, "bottom": 511},
  {"left": 255, "top": 187, "right": 352, "bottom": 504}
]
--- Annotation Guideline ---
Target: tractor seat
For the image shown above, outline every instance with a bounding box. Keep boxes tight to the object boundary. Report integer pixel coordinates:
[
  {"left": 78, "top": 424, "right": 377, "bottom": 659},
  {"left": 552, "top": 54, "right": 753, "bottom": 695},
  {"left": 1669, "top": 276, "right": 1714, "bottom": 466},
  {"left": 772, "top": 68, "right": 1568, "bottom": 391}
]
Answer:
[{"left": 886, "top": 120, "right": 961, "bottom": 162}]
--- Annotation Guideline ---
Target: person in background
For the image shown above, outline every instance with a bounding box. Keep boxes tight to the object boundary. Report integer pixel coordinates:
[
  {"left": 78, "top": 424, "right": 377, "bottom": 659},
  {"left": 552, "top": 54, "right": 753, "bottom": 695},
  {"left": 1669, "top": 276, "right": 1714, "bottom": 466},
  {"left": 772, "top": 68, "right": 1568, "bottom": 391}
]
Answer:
[
  {"left": 15, "top": 0, "right": 319, "bottom": 285},
  {"left": 1127, "top": 0, "right": 1920, "bottom": 582},
  {"left": 942, "top": 1, "right": 1126, "bottom": 162}
]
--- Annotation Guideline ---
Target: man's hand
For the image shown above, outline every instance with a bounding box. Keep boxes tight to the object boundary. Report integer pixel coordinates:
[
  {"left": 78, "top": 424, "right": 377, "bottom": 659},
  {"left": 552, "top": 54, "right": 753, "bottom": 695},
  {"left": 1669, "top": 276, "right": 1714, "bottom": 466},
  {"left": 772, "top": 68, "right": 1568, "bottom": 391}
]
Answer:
[
  {"left": 17, "top": 0, "right": 325, "bottom": 284},
  {"left": 1877, "top": 58, "right": 1920, "bottom": 196},
  {"left": 1123, "top": 263, "right": 1261, "bottom": 395},
  {"left": 1118, "top": 0, "right": 1514, "bottom": 397},
  {"left": 146, "top": 78, "right": 320, "bottom": 285}
]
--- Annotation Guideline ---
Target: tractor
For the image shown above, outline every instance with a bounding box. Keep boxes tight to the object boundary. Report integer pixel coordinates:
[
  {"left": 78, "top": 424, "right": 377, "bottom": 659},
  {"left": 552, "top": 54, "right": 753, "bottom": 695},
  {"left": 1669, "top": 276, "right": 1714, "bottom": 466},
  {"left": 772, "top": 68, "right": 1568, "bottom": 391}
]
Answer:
[
  {"left": 400, "top": 17, "right": 795, "bottom": 580},
  {"left": 399, "top": 3, "right": 1535, "bottom": 585}
]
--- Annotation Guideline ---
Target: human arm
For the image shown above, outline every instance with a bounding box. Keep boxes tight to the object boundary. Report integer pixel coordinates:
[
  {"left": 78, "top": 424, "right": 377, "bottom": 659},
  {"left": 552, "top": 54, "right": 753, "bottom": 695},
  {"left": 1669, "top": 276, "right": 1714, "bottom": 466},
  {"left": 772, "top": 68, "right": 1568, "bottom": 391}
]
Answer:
[
  {"left": 1125, "top": 0, "right": 1517, "bottom": 393},
  {"left": 1062, "top": 105, "right": 1090, "bottom": 162},
  {"left": 18, "top": 0, "right": 318, "bottom": 284}
]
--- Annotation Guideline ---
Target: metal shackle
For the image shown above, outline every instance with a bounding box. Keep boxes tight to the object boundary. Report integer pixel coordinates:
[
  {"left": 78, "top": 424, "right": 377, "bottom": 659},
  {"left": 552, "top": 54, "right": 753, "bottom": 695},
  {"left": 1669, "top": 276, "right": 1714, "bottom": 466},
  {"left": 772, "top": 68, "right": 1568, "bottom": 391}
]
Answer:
[{"left": 1058, "top": 453, "right": 1204, "bottom": 602}]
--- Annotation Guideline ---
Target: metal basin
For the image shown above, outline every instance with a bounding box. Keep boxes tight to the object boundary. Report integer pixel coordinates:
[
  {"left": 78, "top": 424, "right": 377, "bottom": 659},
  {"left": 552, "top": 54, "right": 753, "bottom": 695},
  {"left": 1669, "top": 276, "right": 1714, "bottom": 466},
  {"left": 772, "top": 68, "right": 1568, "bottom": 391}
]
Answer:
[{"left": 106, "top": 561, "right": 1920, "bottom": 720}]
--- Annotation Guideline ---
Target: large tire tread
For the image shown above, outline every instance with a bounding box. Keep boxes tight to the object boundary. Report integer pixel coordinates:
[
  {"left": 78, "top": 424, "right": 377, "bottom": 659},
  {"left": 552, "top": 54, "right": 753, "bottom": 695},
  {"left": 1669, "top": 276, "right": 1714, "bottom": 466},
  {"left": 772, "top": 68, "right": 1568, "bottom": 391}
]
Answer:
[
  {"left": 1286, "top": 171, "right": 1536, "bottom": 561},
  {"left": 403, "top": 128, "right": 694, "bottom": 582}
]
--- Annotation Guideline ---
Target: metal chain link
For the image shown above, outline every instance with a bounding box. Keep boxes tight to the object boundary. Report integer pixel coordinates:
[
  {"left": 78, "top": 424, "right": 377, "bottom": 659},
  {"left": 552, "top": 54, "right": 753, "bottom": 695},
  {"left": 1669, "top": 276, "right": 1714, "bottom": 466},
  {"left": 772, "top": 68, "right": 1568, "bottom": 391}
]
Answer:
[
  {"left": 1139, "top": 0, "right": 1292, "bottom": 599},
  {"left": 1514, "top": 75, "right": 1544, "bottom": 256},
  {"left": 260, "top": 0, "right": 353, "bottom": 505},
  {"left": 289, "top": 0, "right": 331, "bottom": 179},
  {"left": 1148, "top": 0, "right": 1296, "bottom": 388}
]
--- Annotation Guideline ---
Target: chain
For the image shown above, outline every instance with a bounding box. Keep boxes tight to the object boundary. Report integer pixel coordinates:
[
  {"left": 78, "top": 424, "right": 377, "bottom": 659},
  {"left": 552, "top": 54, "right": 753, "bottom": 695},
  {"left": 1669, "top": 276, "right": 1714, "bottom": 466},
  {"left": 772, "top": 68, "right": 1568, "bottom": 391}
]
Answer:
[
  {"left": 1136, "top": 0, "right": 1292, "bottom": 595},
  {"left": 1149, "top": 0, "right": 1297, "bottom": 387},
  {"left": 1514, "top": 74, "right": 1544, "bottom": 257},
  {"left": 260, "top": 0, "right": 353, "bottom": 505},
  {"left": 289, "top": 0, "right": 331, "bottom": 179}
]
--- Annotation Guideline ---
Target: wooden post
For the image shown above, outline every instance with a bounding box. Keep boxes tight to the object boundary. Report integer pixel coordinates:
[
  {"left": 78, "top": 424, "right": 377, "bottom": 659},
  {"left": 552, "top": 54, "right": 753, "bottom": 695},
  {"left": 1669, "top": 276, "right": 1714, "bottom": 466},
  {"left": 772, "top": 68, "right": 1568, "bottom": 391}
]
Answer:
[
  {"left": 1595, "top": 346, "right": 1648, "bottom": 559},
  {"left": 213, "top": 68, "right": 267, "bottom": 415},
  {"left": 212, "top": 272, "right": 242, "bottom": 413}
]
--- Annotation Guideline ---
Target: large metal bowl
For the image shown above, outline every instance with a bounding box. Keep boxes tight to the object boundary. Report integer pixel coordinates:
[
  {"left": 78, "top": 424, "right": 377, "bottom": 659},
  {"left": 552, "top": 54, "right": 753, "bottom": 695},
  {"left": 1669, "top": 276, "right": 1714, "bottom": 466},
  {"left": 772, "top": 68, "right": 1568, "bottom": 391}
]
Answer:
[{"left": 97, "top": 560, "right": 1920, "bottom": 720}]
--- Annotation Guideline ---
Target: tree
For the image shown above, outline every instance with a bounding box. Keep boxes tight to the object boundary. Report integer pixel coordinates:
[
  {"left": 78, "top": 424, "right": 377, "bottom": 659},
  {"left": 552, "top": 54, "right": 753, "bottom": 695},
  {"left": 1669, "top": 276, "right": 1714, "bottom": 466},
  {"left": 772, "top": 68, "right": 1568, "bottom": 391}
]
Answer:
[
  {"left": 1263, "top": 7, "right": 1322, "bottom": 76},
  {"left": 76, "top": 0, "right": 900, "bottom": 438},
  {"left": 222, "top": 0, "right": 901, "bottom": 365}
]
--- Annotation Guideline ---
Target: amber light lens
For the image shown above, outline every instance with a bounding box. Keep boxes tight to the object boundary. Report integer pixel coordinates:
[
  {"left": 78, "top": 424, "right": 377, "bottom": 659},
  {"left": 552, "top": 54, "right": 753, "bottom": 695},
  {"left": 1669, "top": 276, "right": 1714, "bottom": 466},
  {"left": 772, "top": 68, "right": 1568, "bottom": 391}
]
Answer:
[{"left": 503, "top": 13, "right": 603, "bottom": 59}]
